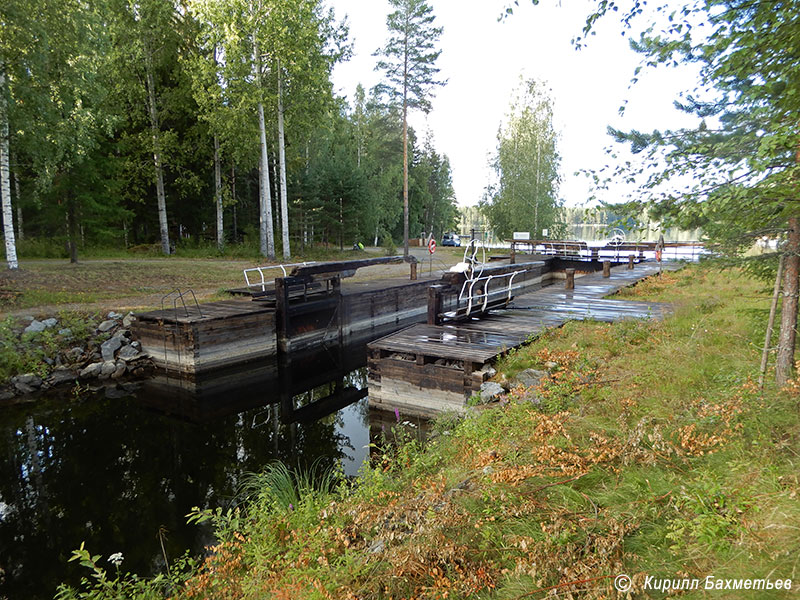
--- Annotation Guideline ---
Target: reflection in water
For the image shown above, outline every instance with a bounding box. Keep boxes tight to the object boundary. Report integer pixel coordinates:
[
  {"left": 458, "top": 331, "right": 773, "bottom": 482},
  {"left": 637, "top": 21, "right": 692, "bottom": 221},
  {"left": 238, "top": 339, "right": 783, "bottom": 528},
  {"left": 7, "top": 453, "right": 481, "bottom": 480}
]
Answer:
[{"left": 0, "top": 346, "right": 376, "bottom": 600}]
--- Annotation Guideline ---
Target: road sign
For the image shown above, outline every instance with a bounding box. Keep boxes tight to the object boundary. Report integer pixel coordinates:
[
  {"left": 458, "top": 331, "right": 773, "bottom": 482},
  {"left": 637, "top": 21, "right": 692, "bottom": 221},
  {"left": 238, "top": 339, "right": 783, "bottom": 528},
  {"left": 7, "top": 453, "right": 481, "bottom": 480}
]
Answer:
[{"left": 428, "top": 238, "right": 436, "bottom": 254}]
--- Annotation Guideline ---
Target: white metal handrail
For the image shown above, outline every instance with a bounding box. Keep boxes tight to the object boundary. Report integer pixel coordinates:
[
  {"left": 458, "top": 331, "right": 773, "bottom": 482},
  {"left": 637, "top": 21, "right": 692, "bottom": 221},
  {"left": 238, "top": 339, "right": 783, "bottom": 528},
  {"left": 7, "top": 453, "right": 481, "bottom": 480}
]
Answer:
[
  {"left": 243, "top": 262, "right": 316, "bottom": 291},
  {"left": 463, "top": 270, "right": 523, "bottom": 317}
]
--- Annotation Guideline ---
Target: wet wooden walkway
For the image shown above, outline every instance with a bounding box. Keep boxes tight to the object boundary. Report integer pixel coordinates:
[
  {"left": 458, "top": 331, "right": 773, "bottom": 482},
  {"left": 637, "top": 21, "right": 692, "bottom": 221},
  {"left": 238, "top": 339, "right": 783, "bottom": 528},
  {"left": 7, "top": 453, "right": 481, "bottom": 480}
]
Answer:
[{"left": 368, "top": 263, "right": 677, "bottom": 416}]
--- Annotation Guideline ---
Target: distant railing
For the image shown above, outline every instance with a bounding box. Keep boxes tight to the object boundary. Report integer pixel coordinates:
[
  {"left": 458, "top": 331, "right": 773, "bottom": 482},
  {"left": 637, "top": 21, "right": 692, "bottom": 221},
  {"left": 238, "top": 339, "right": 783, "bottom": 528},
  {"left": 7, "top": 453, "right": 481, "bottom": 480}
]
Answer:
[{"left": 243, "top": 262, "right": 317, "bottom": 292}]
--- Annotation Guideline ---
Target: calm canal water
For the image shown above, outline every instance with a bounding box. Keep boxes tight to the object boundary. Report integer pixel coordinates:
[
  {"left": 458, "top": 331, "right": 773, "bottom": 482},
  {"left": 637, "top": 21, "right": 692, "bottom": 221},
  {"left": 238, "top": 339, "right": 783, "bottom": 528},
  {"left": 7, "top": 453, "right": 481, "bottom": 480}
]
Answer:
[{"left": 0, "top": 347, "right": 377, "bottom": 599}]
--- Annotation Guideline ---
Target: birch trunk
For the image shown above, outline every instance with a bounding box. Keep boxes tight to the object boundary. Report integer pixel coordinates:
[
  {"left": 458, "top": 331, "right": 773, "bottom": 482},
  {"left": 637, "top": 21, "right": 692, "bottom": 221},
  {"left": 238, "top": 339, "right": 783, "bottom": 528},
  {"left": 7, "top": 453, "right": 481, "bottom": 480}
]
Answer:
[
  {"left": 13, "top": 165, "right": 22, "bottom": 242},
  {"left": 254, "top": 38, "right": 275, "bottom": 260},
  {"left": 145, "top": 60, "right": 170, "bottom": 255},
  {"left": 776, "top": 215, "right": 800, "bottom": 386},
  {"left": 214, "top": 135, "right": 223, "bottom": 250},
  {"left": 277, "top": 65, "right": 290, "bottom": 259},
  {"left": 0, "top": 65, "right": 18, "bottom": 269}
]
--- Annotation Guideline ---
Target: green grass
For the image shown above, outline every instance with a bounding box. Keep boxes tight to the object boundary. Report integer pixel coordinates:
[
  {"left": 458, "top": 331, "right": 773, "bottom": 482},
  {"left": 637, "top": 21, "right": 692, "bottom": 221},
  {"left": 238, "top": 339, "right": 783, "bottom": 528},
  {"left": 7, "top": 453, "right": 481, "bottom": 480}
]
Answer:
[{"left": 58, "top": 264, "right": 800, "bottom": 599}]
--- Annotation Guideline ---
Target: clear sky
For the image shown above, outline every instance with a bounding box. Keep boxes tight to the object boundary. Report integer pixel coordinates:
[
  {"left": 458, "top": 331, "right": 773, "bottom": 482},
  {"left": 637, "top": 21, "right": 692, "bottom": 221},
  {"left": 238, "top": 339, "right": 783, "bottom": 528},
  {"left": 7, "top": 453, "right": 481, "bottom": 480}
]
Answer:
[{"left": 327, "top": 0, "right": 700, "bottom": 208}]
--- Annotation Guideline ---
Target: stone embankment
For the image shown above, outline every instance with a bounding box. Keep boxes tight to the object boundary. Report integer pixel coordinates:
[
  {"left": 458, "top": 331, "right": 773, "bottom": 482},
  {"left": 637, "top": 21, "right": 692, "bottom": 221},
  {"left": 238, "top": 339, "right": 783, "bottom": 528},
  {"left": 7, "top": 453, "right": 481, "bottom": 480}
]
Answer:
[{"left": 0, "top": 311, "right": 153, "bottom": 401}]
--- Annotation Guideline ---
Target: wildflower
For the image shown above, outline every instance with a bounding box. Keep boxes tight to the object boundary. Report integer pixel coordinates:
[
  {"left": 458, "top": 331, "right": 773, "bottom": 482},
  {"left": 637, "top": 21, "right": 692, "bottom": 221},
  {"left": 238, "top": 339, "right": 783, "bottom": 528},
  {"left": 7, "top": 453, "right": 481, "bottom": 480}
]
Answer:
[
  {"left": 394, "top": 408, "right": 400, "bottom": 422},
  {"left": 108, "top": 552, "right": 124, "bottom": 567}
]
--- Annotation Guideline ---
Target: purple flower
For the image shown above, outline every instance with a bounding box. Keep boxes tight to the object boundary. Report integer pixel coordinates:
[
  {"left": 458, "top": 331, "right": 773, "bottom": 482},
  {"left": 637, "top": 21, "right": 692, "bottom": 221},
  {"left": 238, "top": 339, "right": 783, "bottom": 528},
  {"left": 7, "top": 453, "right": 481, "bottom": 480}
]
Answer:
[
  {"left": 394, "top": 408, "right": 400, "bottom": 422},
  {"left": 289, "top": 503, "right": 294, "bottom": 511}
]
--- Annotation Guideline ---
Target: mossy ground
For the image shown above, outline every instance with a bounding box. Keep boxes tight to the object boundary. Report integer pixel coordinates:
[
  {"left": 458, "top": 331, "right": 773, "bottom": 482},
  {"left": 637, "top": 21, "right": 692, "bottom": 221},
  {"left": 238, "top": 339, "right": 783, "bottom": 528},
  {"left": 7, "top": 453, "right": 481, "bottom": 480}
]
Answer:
[{"left": 58, "top": 264, "right": 800, "bottom": 599}]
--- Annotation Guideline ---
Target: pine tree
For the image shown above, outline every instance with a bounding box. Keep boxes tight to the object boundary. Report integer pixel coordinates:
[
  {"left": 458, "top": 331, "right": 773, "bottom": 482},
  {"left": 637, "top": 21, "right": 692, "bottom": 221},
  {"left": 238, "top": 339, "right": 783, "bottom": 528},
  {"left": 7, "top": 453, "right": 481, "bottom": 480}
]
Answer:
[{"left": 374, "top": 0, "right": 445, "bottom": 258}]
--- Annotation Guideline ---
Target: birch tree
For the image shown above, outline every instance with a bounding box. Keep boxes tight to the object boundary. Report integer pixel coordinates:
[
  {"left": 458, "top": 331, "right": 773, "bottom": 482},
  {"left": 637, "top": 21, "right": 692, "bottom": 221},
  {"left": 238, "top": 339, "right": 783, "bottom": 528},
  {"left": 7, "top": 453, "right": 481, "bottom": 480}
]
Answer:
[
  {"left": 0, "top": 64, "right": 17, "bottom": 269},
  {"left": 482, "top": 78, "right": 562, "bottom": 239},
  {"left": 375, "top": 0, "right": 445, "bottom": 259}
]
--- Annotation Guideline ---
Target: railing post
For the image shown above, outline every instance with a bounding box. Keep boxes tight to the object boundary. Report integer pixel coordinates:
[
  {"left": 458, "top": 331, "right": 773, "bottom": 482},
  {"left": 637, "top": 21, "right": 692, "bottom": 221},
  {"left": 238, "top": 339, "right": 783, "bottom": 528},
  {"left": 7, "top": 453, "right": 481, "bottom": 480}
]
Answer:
[
  {"left": 565, "top": 268, "right": 575, "bottom": 290},
  {"left": 603, "top": 260, "right": 611, "bottom": 278},
  {"left": 410, "top": 261, "right": 417, "bottom": 280},
  {"left": 510, "top": 241, "right": 516, "bottom": 264},
  {"left": 428, "top": 284, "right": 444, "bottom": 325},
  {"left": 628, "top": 254, "right": 635, "bottom": 269}
]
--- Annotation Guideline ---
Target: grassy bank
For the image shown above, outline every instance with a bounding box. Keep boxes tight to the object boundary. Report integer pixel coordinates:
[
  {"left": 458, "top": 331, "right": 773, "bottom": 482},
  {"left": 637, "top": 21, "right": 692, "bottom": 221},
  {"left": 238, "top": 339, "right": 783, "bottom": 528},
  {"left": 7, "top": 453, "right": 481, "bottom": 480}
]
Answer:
[
  {"left": 0, "top": 247, "right": 465, "bottom": 314},
  {"left": 58, "top": 265, "right": 800, "bottom": 599}
]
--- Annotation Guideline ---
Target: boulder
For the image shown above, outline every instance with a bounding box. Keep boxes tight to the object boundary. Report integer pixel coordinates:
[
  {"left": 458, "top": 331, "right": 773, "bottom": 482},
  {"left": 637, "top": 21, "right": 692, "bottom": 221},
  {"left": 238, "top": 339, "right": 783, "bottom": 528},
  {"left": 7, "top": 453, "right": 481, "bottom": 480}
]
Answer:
[
  {"left": 107, "top": 311, "right": 123, "bottom": 320},
  {"left": 13, "top": 382, "right": 35, "bottom": 395},
  {"left": 511, "top": 368, "right": 548, "bottom": 389},
  {"left": 117, "top": 345, "right": 141, "bottom": 362},
  {"left": 14, "top": 373, "right": 43, "bottom": 388},
  {"left": 479, "top": 381, "right": 505, "bottom": 403},
  {"left": 24, "top": 320, "right": 46, "bottom": 334},
  {"left": 101, "top": 336, "right": 123, "bottom": 362},
  {"left": 97, "top": 319, "right": 117, "bottom": 333},
  {"left": 99, "top": 361, "right": 117, "bottom": 378},
  {"left": 122, "top": 313, "right": 135, "bottom": 328},
  {"left": 58, "top": 328, "right": 72, "bottom": 337},
  {"left": 41, "top": 318, "right": 58, "bottom": 329},
  {"left": 79, "top": 362, "right": 103, "bottom": 379},
  {"left": 66, "top": 347, "right": 84, "bottom": 362},
  {"left": 111, "top": 363, "right": 127, "bottom": 379},
  {"left": 49, "top": 369, "right": 78, "bottom": 386}
]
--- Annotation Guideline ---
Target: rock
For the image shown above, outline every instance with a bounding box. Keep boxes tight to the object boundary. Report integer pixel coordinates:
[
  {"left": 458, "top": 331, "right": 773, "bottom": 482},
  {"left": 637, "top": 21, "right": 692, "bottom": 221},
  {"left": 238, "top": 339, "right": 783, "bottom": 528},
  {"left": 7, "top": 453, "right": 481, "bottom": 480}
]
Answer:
[
  {"left": 66, "top": 347, "right": 84, "bottom": 362},
  {"left": 112, "top": 329, "right": 131, "bottom": 343},
  {"left": 14, "top": 373, "right": 43, "bottom": 387},
  {"left": 0, "top": 389, "right": 16, "bottom": 401},
  {"left": 58, "top": 328, "right": 72, "bottom": 337},
  {"left": 544, "top": 360, "right": 558, "bottom": 370},
  {"left": 41, "top": 318, "right": 58, "bottom": 328},
  {"left": 107, "top": 311, "right": 122, "bottom": 320},
  {"left": 14, "top": 382, "right": 35, "bottom": 395},
  {"left": 24, "top": 320, "right": 46, "bottom": 334},
  {"left": 479, "top": 381, "right": 505, "bottom": 403},
  {"left": 131, "top": 341, "right": 141, "bottom": 351},
  {"left": 22, "top": 315, "right": 34, "bottom": 322},
  {"left": 512, "top": 368, "right": 548, "bottom": 389},
  {"left": 100, "top": 336, "right": 123, "bottom": 362},
  {"left": 482, "top": 465, "right": 495, "bottom": 475},
  {"left": 368, "top": 540, "right": 385, "bottom": 554},
  {"left": 117, "top": 345, "right": 141, "bottom": 362},
  {"left": 79, "top": 362, "right": 103, "bottom": 379},
  {"left": 49, "top": 369, "right": 78, "bottom": 386},
  {"left": 122, "top": 313, "right": 135, "bottom": 328},
  {"left": 97, "top": 319, "right": 117, "bottom": 333},
  {"left": 43, "top": 357, "right": 54, "bottom": 366},
  {"left": 132, "top": 367, "right": 144, "bottom": 377},
  {"left": 111, "top": 362, "right": 127, "bottom": 379},
  {"left": 99, "top": 361, "right": 117, "bottom": 379}
]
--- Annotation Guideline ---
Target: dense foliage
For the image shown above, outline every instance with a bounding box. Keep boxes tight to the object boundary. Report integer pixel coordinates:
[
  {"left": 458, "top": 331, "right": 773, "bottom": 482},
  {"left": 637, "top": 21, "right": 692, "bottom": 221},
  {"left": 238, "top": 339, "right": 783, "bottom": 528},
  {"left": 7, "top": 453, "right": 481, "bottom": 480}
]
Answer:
[
  {"left": 0, "top": 0, "right": 458, "bottom": 261},
  {"left": 482, "top": 78, "right": 564, "bottom": 240}
]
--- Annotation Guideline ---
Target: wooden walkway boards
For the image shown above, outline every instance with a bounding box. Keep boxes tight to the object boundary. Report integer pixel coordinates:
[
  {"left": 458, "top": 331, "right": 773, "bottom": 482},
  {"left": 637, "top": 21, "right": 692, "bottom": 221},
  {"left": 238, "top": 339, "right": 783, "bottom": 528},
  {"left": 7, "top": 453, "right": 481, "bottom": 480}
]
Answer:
[{"left": 368, "top": 263, "right": 677, "bottom": 416}]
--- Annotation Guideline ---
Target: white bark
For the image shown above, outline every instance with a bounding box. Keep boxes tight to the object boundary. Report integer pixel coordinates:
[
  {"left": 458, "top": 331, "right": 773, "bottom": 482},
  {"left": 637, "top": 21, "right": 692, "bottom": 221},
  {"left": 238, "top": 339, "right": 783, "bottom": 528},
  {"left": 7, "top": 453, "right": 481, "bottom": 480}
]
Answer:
[
  {"left": 277, "top": 65, "right": 290, "bottom": 259},
  {"left": 14, "top": 166, "right": 22, "bottom": 242},
  {"left": 254, "top": 38, "right": 275, "bottom": 260},
  {"left": 214, "top": 135, "right": 223, "bottom": 250},
  {"left": 145, "top": 62, "right": 170, "bottom": 255},
  {"left": 0, "top": 65, "right": 19, "bottom": 269}
]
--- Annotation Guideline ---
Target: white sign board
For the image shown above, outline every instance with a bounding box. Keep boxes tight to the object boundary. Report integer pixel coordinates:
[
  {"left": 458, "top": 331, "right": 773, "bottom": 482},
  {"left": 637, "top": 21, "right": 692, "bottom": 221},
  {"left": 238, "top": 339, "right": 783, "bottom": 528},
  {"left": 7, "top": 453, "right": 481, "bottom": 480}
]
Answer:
[{"left": 513, "top": 231, "right": 530, "bottom": 240}]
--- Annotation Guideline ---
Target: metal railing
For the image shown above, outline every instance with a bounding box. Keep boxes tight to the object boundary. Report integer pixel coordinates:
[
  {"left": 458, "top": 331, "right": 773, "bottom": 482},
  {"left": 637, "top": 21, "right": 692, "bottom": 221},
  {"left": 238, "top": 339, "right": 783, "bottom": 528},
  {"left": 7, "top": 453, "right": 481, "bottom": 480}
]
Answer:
[{"left": 243, "top": 262, "right": 317, "bottom": 292}]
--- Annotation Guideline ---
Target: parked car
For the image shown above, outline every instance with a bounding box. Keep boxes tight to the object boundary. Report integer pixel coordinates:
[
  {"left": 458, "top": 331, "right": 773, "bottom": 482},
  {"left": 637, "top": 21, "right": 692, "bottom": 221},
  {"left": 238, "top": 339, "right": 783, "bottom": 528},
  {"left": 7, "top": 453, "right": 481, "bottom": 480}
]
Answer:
[{"left": 441, "top": 232, "right": 461, "bottom": 247}]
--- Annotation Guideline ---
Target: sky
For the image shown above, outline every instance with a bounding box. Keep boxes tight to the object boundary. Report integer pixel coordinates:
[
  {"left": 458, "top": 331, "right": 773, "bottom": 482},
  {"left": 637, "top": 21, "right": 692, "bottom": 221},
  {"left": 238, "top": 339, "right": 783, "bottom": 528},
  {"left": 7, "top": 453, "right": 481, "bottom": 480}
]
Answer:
[{"left": 327, "top": 0, "right": 701, "bottom": 208}]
